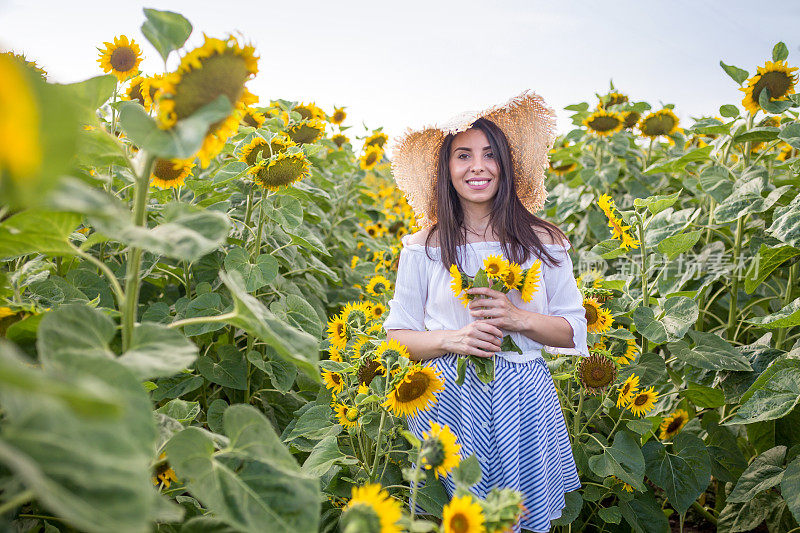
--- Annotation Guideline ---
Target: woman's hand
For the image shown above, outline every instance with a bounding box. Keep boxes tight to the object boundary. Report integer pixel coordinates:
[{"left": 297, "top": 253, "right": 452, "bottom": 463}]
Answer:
[
  {"left": 466, "top": 287, "right": 530, "bottom": 332},
  {"left": 444, "top": 321, "right": 504, "bottom": 358}
]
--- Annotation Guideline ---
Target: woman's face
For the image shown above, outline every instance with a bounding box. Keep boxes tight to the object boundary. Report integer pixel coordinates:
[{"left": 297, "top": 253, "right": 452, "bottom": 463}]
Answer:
[{"left": 449, "top": 128, "right": 500, "bottom": 210}]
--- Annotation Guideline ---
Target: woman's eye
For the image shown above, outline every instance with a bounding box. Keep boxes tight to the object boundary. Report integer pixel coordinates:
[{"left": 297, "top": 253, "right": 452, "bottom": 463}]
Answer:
[
  {"left": 458, "top": 153, "right": 469, "bottom": 159},
  {"left": 486, "top": 152, "right": 494, "bottom": 159}
]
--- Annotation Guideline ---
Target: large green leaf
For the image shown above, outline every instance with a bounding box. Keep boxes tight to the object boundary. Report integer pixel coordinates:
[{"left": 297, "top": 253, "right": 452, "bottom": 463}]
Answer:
[
  {"left": 0, "top": 210, "right": 81, "bottom": 260},
  {"left": 37, "top": 304, "right": 115, "bottom": 363},
  {"left": 727, "top": 446, "right": 786, "bottom": 503},
  {"left": 717, "top": 490, "right": 782, "bottom": 532},
  {"left": 781, "top": 456, "right": 800, "bottom": 524},
  {"left": 618, "top": 488, "right": 670, "bottom": 533},
  {"left": 713, "top": 182, "right": 790, "bottom": 224},
  {"left": 588, "top": 431, "right": 646, "bottom": 491},
  {"left": 719, "top": 61, "right": 749, "bottom": 85},
  {"left": 778, "top": 122, "right": 800, "bottom": 149},
  {"left": 724, "top": 358, "right": 800, "bottom": 425},
  {"left": 223, "top": 246, "right": 278, "bottom": 292},
  {"left": 657, "top": 230, "right": 702, "bottom": 260},
  {"left": 745, "top": 244, "right": 800, "bottom": 294},
  {"left": 301, "top": 435, "right": 357, "bottom": 477},
  {"left": 632, "top": 297, "right": 698, "bottom": 345},
  {"left": 141, "top": 8, "right": 192, "bottom": 63},
  {"left": 0, "top": 343, "right": 163, "bottom": 533},
  {"left": 767, "top": 193, "right": 800, "bottom": 247},
  {"left": 702, "top": 413, "right": 748, "bottom": 483},
  {"left": 220, "top": 271, "right": 319, "bottom": 378},
  {"left": 643, "top": 146, "right": 712, "bottom": 175},
  {"left": 633, "top": 190, "right": 682, "bottom": 215},
  {"left": 681, "top": 382, "right": 726, "bottom": 408},
  {"left": 642, "top": 432, "right": 711, "bottom": 515},
  {"left": 196, "top": 344, "right": 248, "bottom": 390},
  {"left": 271, "top": 294, "right": 324, "bottom": 339},
  {"left": 746, "top": 297, "right": 800, "bottom": 329},
  {"left": 676, "top": 330, "right": 752, "bottom": 371},
  {"left": 165, "top": 405, "right": 320, "bottom": 533},
  {"left": 118, "top": 322, "right": 198, "bottom": 380}
]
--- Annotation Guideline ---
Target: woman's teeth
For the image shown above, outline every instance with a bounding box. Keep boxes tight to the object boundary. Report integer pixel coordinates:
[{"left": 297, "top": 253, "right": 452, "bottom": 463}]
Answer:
[{"left": 467, "top": 179, "right": 490, "bottom": 190}]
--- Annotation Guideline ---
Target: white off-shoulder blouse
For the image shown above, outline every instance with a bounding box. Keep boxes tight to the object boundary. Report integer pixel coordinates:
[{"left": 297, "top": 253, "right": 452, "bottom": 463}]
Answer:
[{"left": 383, "top": 233, "right": 590, "bottom": 363}]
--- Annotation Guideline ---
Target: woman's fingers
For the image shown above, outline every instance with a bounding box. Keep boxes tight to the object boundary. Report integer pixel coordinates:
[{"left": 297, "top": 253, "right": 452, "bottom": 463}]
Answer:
[{"left": 474, "top": 321, "right": 504, "bottom": 339}]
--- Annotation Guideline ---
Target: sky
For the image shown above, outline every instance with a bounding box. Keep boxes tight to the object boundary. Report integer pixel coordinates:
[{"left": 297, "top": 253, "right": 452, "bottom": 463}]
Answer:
[{"left": 2, "top": 0, "right": 799, "bottom": 155}]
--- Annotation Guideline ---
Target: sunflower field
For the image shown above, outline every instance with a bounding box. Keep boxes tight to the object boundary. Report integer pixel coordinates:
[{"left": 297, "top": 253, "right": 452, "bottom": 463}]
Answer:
[{"left": 1, "top": 7, "right": 800, "bottom": 533}]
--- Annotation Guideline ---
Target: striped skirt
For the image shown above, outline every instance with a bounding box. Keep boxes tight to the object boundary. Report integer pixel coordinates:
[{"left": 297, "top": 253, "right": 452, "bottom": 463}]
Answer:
[{"left": 406, "top": 354, "right": 581, "bottom": 533}]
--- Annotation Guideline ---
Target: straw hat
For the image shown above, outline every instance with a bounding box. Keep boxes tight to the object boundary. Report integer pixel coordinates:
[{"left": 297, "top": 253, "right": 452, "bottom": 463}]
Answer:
[{"left": 390, "top": 89, "right": 558, "bottom": 229}]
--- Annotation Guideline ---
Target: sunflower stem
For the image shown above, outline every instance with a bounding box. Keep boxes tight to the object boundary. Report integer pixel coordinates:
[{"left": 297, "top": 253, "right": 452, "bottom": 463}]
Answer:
[
  {"left": 775, "top": 262, "right": 798, "bottom": 349},
  {"left": 635, "top": 209, "right": 650, "bottom": 353},
  {"left": 408, "top": 453, "right": 424, "bottom": 521},
  {"left": 743, "top": 113, "right": 754, "bottom": 167},
  {"left": 168, "top": 311, "right": 237, "bottom": 330},
  {"left": 572, "top": 388, "right": 584, "bottom": 437},
  {"left": 645, "top": 138, "right": 654, "bottom": 167},
  {"left": 121, "top": 154, "right": 156, "bottom": 351},
  {"left": 75, "top": 247, "right": 124, "bottom": 310},
  {"left": 0, "top": 489, "right": 34, "bottom": 515},
  {"left": 369, "top": 410, "right": 387, "bottom": 482},
  {"left": 726, "top": 214, "right": 746, "bottom": 341}
]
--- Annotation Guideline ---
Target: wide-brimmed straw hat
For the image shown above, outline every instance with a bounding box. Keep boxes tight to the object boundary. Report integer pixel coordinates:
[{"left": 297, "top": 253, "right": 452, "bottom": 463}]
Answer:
[{"left": 390, "top": 89, "right": 558, "bottom": 229}]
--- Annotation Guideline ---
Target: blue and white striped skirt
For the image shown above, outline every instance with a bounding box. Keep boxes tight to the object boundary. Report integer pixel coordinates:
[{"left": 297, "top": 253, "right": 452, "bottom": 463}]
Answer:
[{"left": 406, "top": 354, "right": 581, "bottom": 533}]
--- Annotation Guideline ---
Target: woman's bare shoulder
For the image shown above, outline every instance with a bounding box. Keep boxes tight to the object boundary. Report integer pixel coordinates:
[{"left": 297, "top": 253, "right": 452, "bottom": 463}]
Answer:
[
  {"left": 406, "top": 229, "right": 440, "bottom": 247},
  {"left": 531, "top": 223, "right": 567, "bottom": 246}
]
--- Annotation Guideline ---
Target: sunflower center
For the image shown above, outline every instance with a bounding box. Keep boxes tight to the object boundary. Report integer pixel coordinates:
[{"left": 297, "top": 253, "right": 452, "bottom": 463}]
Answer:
[
  {"left": 643, "top": 115, "right": 676, "bottom": 136},
  {"left": 346, "top": 407, "right": 359, "bottom": 422},
  {"left": 374, "top": 283, "right": 385, "bottom": 294},
  {"left": 634, "top": 394, "right": 648, "bottom": 406},
  {"left": 128, "top": 81, "right": 145, "bottom": 106},
  {"left": 364, "top": 151, "right": 379, "bottom": 166},
  {"left": 623, "top": 111, "right": 640, "bottom": 128},
  {"left": 358, "top": 359, "right": 384, "bottom": 386},
  {"left": 450, "top": 513, "right": 470, "bottom": 533},
  {"left": 588, "top": 116, "right": 621, "bottom": 132},
  {"left": 173, "top": 51, "right": 250, "bottom": 129},
  {"left": 253, "top": 155, "right": 308, "bottom": 191},
  {"left": 422, "top": 437, "right": 446, "bottom": 468},
  {"left": 755, "top": 71, "right": 793, "bottom": 101},
  {"left": 397, "top": 372, "right": 431, "bottom": 402},
  {"left": 332, "top": 373, "right": 341, "bottom": 386},
  {"left": 110, "top": 46, "right": 138, "bottom": 73},
  {"left": 152, "top": 159, "right": 185, "bottom": 182},
  {"left": 373, "top": 306, "right": 385, "bottom": 317},
  {"left": 621, "top": 382, "right": 632, "bottom": 395},
  {"left": 243, "top": 113, "right": 260, "bottom": 128},
  {"left": 666, "top": 417, "right": 683, "bottom": 433},
  {"left": 584, "top": 304, "right": 598, "bottom": 324}
]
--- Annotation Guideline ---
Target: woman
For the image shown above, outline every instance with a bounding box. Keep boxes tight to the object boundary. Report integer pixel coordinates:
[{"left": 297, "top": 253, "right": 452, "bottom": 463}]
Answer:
[{"left": 383, "top": 91, "right": 589, "bottom": 533}]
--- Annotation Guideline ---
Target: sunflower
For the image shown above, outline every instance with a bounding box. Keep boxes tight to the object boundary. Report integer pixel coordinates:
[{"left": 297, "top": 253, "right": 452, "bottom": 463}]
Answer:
[
  {"left": 616, "top": 374, "right": 640, "bottom": 408},
  {"left": 330, "top": 106, "right": 347, "bottom": 125},
  {"left": 0, "top": 54, "right": 41, "bottom": 180},
  {"left": 332, "top": 133, "right": 349, "bottom": 148},
  {"left": 442, "top": 495, "right": 486, "bottom": 533},
  {"left": 622, "top": 110, "right": 640, "bottom": 129},
  {"left": 239, "top": 135, "right": 295, "bottom": 165},
  {"left": 360, "top": 145, "right": 383, "bottom": 171},
  {"left": 150, "top": 158, "right": 195, "bottom": 189},
  {"left": 639, "top": 109, "right": 679, "bottom": 138},
  {"left": 342, "top": 301, "right": 372, "bottom": 332},
  {"left": 341, "top": 484, "right": 402, "bottom": 533},
  {"left": 598, "top": 197, "right": 640, "bottom": 250},
  {"left": 292, "top": 102, "right": 325, "bottom": 121},
  {"left": 578, "top": 354, "right": 617, "bottom": 395},
  {"left": 358, "top": 357, "right": 386, "bottom": 386},
  {"left": 366, "top": 275, "right": 393, "bottom": 297},
  {"left": 623, "top": 338, "right": 638, "bottom": 362},
  {"left": 583, "top": 109, "right": 624, "bottom": 137},
  {"left": 322, "top": 370, "right": 345, "bottom": 395},
  {"left": 2, "top": 51, "right": 47, "bottom": 78},
  {"left": 659, "top": 409, "right": 689, "bottom": 440},
  {"left": 287, "top": 118, "right": 326, "bottom": 145},
  {"left": 329, "top": 345, "right": 343, "bottom": 362},
  {"left": 583, "top": 297, "right": 613, "bottom": 334},
  {"left": 483, "top": 254, "right": 510, "bottom": 280},
  {"left": 370, "top": 302, "right": 387, "bottom": 320},
  {"left": 611, "top": 475, "right": 635, "bottom": 493},
  {"left": 351, "top": 336, "right": 371, "bottom": 361},
  {"left": 327, "top": 313, "right": 348, "bottom": 350},
  {"left": 335, "top": 403, "right": 360, "bottom": 429},
  {"left": 241, "top": 107, "right": 266, "bottom": 128},
  {"left": 375, "top": 338, "right": 411, "bottom": 361},
  {"left": 597, "top": 193, "right": 615, "bottom": 219},
  {"left": 576, "top": 268, "right": 604, "bottom": 289},
  {"left": 549, "top": 161, "right": 577, "bottom": 176},
  {"left": 155, "top": 35, "right": 258, "bottom": 168},
  {"left": 627, "top": 386, "right": 658, "bottom": 417},
  {"left": 383, "top": 365, "right": 445, "bottom": 417},
  {"left": 124, "top": 75, "right": 158, "bottom": 111},
  {"left": 778, "top": 143, "right": 795, "bottom": 161},
  {"left": 502, "top": 262, "right": 524, "bottom": 291},
  {"left": 421, "top": 422, "right": 461, "bottom": 479},
  {"left": 97, "top": 35, "right": 142, "bottom": 82},
  {"left": 364, "top": 131, "right": 389, "bottom": 149},
  {"left": 599, "top": 92, "right": 629, "bottom": 109},
  {"left": 250, "top": 151, "right": 311, "bottom": 191},
  {"left": 449, "top": 264, "right": 471, "bottom": 307},
  {"left": 740, "top": 60, "right": 799, "bottom": 115},
  {"left": 520, "top": 260, "right": 542, "bottom": 303}
]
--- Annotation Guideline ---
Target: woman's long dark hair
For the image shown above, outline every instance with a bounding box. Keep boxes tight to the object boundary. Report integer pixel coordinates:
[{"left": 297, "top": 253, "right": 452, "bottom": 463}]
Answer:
[{"left": 421, "top": 117, "right": 567, "bottom": 272}]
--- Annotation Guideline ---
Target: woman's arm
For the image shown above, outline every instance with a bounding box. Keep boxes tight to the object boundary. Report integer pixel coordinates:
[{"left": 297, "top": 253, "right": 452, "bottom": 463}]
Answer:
[
  {"left": 387, "top": 321, "right": 504, "bottom": 362},
  {"left": 516, "top": 312, "right": 575, "bottom": 348},
  {"left": 385, "top": 329, "right": 452, "bottom": 362}
]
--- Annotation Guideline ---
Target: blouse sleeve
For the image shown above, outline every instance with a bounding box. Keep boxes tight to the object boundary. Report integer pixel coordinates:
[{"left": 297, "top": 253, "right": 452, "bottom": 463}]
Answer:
[
  {"left": 382, "top": 243, "right": 428, "bottom": 332},
  {"left": 543, "top": 241, "right": 590, "bottom": 357}
]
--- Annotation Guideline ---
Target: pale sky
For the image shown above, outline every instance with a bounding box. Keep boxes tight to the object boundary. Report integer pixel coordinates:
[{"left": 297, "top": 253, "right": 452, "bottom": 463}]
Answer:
[{"left": 2, "top": 0, "right": 799, "bottom": 155}]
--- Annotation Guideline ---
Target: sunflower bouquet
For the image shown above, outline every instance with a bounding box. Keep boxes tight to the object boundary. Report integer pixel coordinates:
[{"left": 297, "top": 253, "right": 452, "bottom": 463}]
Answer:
[{"left": 449, "top": 254, "right": 543, "bottom": 384}]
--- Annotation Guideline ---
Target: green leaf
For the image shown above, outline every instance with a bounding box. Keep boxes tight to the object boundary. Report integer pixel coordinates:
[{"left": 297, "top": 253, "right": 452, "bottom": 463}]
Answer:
[
  {"left": 676, "top": 330, "right": 752, "bottom": 371},
  {"left": 746, "top": 297, "right": 800, "bottom": 329},
  {"left": 451, "top": 454, "right": 482, "bottom": 487},
  {"left": 759, "top": 86, "right": 796, "bottom": 114},
  {"left": 633, "top": 297, "right": 698, "bottom": 345},
  {"left": 745, "top": 244, "right": 800, "bottom": 294},
  {"left": 618, "top": 488, "right": 671, "bottom": 533},
  {"left": 781, "top": 456, "right": 800, "bottom": 524},
  {"left": 633, "top": 190, "right": 681, "bottom": 215},
  {"left": 714, "top": 182, "right": 790, "bottom": 224},
  {"left": 773, "top": 42, "right": 789, "bottom": 62},
  {"left": 551, "top": 490, "right": 583, "bottom": 526},
  {"left": 778, "top": 122, "right": 800, "bottom": 150},
  {"left": 0, "top": 343, "right": 159, "bottom": 533},
  {"left": 703, "top": 414, "right": 748, "bottom": 483},
  {"left": 719, "top": 61, "right": 749, "bottom": 85},
  {"left": 301, "top": 435, "right": 357, "bottom": 477},
  {"left": 719, "top": 104, "right": 740, "bottom": 118},
  {"left": 285, "top": 225, "right": 331, "bottom": 257},
  {"left": 733, "top": 126, "right": 780, "bottom": 143},
  {"left": 274, "top": 294, "right": 323, "bottom": 339},
  {"left": 681, "top": 382, "right": 726, "bottom": 408},
  {"left": 657, "top": 230, "right": 702, "bottom": 260},
  {"left": 61, "top": 75, "right": 117, "bottom": 120},
  {"left": 206, "top": 399, "right": 228, "bottom": 434},
  {"left": 767, "top": 193, "right": 800, "bottom": 247},
  {"left": 728, "top": 446, "right": 786, "bottom": 503},
  {"left": 183, "top": 293, "right": 225, "bottom": 336},
  {"left": 151, "top": 374, "right": 204, "bottom": 402},
  {"left": 156, "top": 399, "right": 200, "bottom": 425},
  {"left": 598, "top": 505, "right": 622, "bottom": 525},
  {"left": 283, "top": 405, "right": 337, "bottom": 443},
  {"left": 118, "top": 322, "right": 198, "bottom": 380},
  {"left": 724, "top": 360, "right": 800, "bottom": 425},
  {"left": 37, "top": 304, "right": 115, "bottom": 364},
  {"left": 223, "top": 247, "right": 278, "bottom": 292},
  {"left": 220, "top": 271, "right": 319, "bottom": 379},
  {"left": 0, "top": 210, "right": 81, "bottom": 260},
  {"left": 643, "top": 146, "right": 712, "bottom": 175},
  {"left": 588, "top": 431, "right": 646, "bottom": 491},
  {"left": 165, "top": 405, "right": 320, "bottom": 533},
  {"left": 642, "top": 432, "right": 711, "bottom": 514},
  {"left": 141, "top": 8, "right": 192, "bottom": 64},
  {"left": 718, "top": 489, "right": 782, "bottom": 532},
  {"left": 196, "top": 344, "right": 248, "bottom": 390},
  {"left": 118, "top": 96, "right": 231, "bottom": 159}
]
